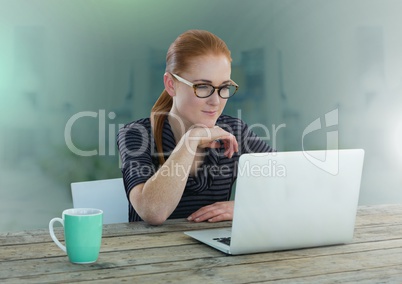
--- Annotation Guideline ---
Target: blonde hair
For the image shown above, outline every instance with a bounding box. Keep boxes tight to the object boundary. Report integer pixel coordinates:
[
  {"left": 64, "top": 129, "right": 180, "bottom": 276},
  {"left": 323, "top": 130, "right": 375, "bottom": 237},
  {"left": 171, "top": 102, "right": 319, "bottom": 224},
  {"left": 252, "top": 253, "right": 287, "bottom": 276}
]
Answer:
[{"left": 151, "top": 30, "right": 232, "bottom": 165}]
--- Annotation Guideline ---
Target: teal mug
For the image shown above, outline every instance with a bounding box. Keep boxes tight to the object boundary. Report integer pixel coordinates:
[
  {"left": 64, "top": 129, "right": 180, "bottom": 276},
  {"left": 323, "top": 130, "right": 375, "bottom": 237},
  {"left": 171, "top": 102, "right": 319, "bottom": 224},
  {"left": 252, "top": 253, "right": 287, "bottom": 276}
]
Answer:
[{"left": 49, "top": 208, "right": 103, "bottom": 264}]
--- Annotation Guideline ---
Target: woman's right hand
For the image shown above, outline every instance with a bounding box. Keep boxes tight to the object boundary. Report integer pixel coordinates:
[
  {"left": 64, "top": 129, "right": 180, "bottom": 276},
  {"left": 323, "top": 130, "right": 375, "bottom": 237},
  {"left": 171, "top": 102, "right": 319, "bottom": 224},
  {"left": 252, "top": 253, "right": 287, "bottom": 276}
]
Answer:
[{"left": 185, "top": 126, "right": 239, "bottom": 158}]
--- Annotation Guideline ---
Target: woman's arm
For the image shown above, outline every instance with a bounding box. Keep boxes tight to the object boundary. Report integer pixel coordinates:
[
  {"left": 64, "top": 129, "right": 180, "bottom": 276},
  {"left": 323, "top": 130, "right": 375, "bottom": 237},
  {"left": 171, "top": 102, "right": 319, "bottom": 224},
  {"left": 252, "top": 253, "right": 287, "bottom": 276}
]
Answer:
[
  {"left": 186, "top": 119, "right": 274, "bottom": 223},
  {"left": 129, "top": 126, "right": 238, "bottom": 225}
]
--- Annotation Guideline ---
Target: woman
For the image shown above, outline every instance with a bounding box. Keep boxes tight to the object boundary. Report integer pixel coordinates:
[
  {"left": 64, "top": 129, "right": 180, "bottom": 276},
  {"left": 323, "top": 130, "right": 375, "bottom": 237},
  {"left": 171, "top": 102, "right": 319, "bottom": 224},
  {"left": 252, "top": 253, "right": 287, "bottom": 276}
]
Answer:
[{"left": 117, "top": 30, "right": 273, "bottom": 225}]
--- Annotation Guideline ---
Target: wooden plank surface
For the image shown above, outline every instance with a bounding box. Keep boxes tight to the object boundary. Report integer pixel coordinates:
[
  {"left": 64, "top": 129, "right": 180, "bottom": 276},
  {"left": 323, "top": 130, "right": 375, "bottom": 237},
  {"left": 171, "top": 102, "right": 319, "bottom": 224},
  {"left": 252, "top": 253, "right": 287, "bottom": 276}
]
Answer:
[
  {"left": 1, "top": 204, "right": 402, "bottom": 283},
  {"left": 2, "top": 222, "right": 402, "bottom": 262},
  {"left": 0, "top": 219, "right": 232, "bottom": 246},
  {"left": 3, "top": 243, "right": 402, "bottom": 283},
  {"left": 1, "top": 204, "right": 401, "bottom": 246}
]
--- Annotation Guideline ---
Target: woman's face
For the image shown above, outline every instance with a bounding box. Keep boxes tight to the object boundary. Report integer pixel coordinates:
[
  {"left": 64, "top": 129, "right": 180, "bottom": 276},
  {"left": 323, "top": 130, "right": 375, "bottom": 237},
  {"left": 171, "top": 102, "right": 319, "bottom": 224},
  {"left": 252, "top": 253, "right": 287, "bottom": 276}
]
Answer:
[{"left": 169, "top": 54, "right": 231, "bottom": 130}]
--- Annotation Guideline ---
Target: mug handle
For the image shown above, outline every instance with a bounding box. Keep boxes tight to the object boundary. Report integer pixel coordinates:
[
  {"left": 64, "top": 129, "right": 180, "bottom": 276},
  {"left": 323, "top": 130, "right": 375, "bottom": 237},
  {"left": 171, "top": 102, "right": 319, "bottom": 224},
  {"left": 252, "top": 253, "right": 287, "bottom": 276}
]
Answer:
[{"left": 49, "top": 217, "right": 66, "bottom": 252}]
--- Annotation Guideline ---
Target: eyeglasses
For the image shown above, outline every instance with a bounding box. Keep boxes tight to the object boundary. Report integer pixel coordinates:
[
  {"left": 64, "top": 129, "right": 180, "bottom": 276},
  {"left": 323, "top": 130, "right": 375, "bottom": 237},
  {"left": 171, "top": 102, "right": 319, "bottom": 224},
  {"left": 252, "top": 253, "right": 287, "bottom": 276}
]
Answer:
[{"left": 171, "top": 73, "right": 239, "bottom": 99}]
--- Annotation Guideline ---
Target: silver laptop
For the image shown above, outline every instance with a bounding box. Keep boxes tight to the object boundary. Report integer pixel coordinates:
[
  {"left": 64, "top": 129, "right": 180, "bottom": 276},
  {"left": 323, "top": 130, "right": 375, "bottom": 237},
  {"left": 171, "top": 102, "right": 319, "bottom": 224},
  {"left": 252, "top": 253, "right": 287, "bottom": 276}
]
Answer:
[{"left": 185, "top": 149, "right": 365, "bottom": 255}]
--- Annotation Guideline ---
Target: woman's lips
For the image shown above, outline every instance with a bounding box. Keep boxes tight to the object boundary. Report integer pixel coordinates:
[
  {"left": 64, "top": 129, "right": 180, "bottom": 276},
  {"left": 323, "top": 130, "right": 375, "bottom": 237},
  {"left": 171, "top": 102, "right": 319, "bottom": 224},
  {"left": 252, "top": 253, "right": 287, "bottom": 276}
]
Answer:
[{"left": 202, "top": 110, "right": 217, "bottom": 116}]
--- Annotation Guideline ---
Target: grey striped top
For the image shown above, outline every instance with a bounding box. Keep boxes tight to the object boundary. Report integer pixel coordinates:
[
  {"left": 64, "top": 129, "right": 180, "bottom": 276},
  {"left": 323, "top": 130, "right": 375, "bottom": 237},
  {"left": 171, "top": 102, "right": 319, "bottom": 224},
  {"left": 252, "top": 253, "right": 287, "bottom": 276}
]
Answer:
[{"left": 117, "top": 114, "right": 273, "bottom": 222}]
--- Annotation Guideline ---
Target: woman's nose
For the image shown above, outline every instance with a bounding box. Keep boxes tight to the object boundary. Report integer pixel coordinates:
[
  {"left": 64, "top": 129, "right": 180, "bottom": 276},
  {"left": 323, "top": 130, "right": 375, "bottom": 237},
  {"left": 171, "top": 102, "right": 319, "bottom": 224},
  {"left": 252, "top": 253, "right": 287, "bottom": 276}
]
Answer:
[{"left": 207, "top": 89, "right": 220, "bottom": 104}]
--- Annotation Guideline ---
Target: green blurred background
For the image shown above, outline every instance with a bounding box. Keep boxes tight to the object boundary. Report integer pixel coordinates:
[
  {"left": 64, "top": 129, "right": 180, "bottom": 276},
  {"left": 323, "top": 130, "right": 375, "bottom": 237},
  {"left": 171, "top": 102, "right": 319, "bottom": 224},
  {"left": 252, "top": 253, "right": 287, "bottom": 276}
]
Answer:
[{"left": 1, "top": 0, "right": 401, "bottom": 232}]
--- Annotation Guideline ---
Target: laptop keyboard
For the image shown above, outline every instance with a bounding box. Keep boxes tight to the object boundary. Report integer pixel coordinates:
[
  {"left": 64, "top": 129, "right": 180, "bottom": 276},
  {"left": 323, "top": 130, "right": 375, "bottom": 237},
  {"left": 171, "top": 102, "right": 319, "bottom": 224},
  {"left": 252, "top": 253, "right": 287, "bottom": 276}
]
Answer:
[{"left": 213, "top": 237, "right": 231, "bottom": 246}]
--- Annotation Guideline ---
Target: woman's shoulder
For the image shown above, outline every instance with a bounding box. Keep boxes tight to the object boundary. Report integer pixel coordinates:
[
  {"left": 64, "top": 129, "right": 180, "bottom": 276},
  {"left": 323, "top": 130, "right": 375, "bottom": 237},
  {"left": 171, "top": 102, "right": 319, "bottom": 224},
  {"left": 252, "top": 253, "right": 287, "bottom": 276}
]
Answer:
[
  {"left": 122, "top": 117, "right": 151, "bottom": 130},
  {"left": 118, "top": 117, "right": 152, "bottom": 141}
]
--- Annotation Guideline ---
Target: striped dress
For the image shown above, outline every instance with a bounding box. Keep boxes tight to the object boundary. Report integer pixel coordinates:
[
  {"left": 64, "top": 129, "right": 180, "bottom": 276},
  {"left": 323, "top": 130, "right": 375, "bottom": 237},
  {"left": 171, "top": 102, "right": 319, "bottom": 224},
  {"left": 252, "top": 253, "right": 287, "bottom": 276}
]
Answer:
[{"left": 117, "top": 114, "right": 273, "bottom": 222}]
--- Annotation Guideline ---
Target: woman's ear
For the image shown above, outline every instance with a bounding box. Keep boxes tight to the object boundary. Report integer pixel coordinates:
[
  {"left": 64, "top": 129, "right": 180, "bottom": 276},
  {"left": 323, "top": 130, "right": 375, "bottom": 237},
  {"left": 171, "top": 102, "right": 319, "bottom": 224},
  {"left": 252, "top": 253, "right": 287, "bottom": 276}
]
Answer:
[{"left": 164, "top": 72, "right": 176, "bottom": 97}]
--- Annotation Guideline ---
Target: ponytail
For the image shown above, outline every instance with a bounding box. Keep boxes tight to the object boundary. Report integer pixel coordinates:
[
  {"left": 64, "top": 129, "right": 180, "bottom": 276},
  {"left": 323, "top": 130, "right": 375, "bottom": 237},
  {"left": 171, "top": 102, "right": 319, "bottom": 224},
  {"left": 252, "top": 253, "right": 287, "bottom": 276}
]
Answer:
[{"left": 151, "top": 90, "right": 173, "bottom": 166}]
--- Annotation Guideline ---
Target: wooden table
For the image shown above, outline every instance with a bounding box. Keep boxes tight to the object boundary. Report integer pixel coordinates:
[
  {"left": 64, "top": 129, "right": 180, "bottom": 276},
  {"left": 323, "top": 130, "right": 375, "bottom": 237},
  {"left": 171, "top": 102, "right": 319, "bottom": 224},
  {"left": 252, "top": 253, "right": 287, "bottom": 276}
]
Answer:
[{"left": 1, "top": 204, "right": 402, "bottom": 283}]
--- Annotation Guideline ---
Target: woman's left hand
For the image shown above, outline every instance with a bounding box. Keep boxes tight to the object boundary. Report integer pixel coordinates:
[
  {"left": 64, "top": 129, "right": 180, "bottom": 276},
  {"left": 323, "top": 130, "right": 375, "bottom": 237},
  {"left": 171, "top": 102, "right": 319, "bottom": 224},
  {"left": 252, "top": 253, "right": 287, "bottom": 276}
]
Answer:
[{"left": 187, "top": 201, "right": 234, "bottom": 223}]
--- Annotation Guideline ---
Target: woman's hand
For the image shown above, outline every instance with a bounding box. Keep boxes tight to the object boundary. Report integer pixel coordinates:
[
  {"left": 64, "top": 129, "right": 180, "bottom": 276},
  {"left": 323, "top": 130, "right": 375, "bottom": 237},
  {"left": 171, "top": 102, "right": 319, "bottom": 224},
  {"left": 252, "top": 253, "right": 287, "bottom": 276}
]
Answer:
[
  {"left": 186, "top": 126, "right": 239, "bottom": 158},
  {"left": 187, "top": 201, "right": 234, "bottom": 223}
]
